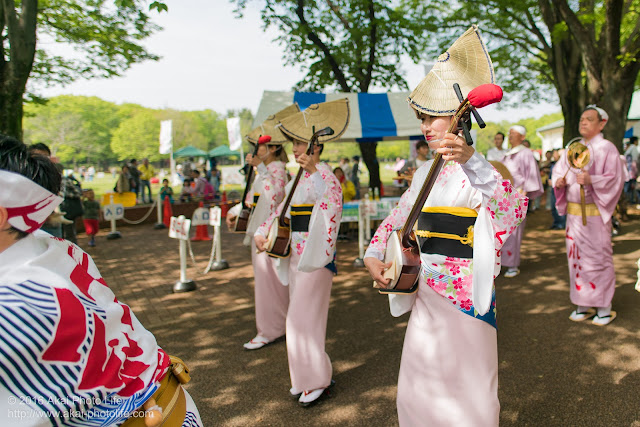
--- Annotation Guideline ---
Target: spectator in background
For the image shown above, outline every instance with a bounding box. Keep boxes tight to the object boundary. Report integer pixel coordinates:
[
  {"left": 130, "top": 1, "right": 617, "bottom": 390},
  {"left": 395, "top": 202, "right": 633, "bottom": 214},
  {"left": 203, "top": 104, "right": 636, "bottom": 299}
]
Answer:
[
  {"left": 179, "top": 177, "right": 194, "bottom": 203},
  {"left": 334, "top": 167, "right": 356, "bottom": 202},
  {"left": 138, "top": 158, "right": 155, "bottom": 203},
  {"left": 210, "top": 168, "right": 221, "bottom": 201},
  {"left": 339, "top": 157, "right": 351, "bottom": 181},
  {"left": 82, "top": 189, "right": 101, "bottom": 247},
  {"left": 182, "top": 157, "right": 194, "bottom": 179},
  {"left": 548, "top": 149, "right": 567, "bottom": 229},
  {"left": 486, "top": 132, "right": 506, "bottom": 161},
  {"left": 59, "top": 172, "right": 84, "bottom": 244},
  {"left": 351, "top": 155, "right": 361, "bottom": 199},
  {"left": 128, "top": 158, "right": 141, "bottom": 203},
  {"left": 115, "top": 164, "right": 131, "bottom": 193},
  {"left": 624, "top": 136, "right": 638, "bottom": 203},
  {"left": 540, "top": 150, "right": 553, "bottom": 209},
  {"left": 160, "top": 178, "right": 174, "bottom": 204},
  {"left": 87, "top": 165, "right": 95, "bottom": 182},
  {"left": 398, "top": 140, "right": 431, "bottom": 187}
]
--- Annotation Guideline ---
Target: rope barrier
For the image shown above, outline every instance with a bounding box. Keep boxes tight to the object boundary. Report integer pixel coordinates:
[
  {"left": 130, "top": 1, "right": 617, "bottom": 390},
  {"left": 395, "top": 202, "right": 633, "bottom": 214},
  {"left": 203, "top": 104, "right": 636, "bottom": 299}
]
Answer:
[
  {"left": 186, "top": 234, "right": 218, "bottom": 275},
  {"left": 120, "top": 199, "right": 158, "bottom": 225}
]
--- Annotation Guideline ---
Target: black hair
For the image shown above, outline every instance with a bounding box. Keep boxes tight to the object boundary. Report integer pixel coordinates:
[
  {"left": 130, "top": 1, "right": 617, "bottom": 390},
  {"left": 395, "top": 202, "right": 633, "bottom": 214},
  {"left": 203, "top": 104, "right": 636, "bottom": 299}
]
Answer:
[
  {"left": 583, "top": 106, "right": 604, "bottom": 121},
  {"left": 630, "top": 136, "right": 638, "bottom": 144},
  {"left": 416, "top": 140, "right": 429, "bottom": 150},
  {"left": 0, "top": 135, "right": 62, "bottom": 238},
  {"left": 352, "top": 155, "right": 360, "bottom": 161},
  {"left": 162, "top": 178, "right": 169, "bottom": 183},
  {"left": 28, "top": 142, "right": 52, "bottom": 156},
  {"left": 266, "top": 143, "right": 283, "bottom": 156},
  {"left": 192, "top": 169, "right": 200, "bottom": 176},
  {"left": 495, "top": 132, "right": 505, "bottom": 139}
]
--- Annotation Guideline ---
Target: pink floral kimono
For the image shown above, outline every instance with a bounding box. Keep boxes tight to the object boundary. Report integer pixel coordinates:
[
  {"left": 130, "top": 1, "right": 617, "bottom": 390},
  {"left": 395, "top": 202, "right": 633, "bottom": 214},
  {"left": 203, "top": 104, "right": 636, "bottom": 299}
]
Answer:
[
  {"left": 229, "top": 161, "right": 289, "bottom": 342},
  {"left": 257, "top": 161, "right": 342, "bottom": 392},
  {"left": 365, "top": 152, "right": 527, "bottom": 426}
]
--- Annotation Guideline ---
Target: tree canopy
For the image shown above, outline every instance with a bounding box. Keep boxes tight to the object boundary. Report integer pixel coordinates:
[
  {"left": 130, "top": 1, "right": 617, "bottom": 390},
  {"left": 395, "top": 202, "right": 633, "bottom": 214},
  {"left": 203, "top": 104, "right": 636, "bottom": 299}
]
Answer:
[
  {"left": 232, "top": 0, "right": 426, "bottom": 191},
  {"left": 0, "top": 0, "right": 167, "bottom": 138},
  {"left": 22, "top": 95, "right": 255, "bottom": 167},
  {"left": 409, "top": 0, "right": 640, "bottom": 151}
]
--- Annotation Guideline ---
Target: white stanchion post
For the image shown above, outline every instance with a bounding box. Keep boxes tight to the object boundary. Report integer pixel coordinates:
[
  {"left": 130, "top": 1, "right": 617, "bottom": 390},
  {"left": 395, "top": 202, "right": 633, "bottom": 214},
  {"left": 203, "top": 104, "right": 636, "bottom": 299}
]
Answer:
[
  {"left": 364, "top": 193, "right": 372, "bottom": 243},
  {"left": 209, "top": 206, "right": 228, "bottom": 270},
  {"left": 106, "top": 194, "right": 122, "bottom": 240},
  {"left": 154, "top": 191, "right": 166, "bottom": 229},
  {"left": 352, "top": 198, "right": 365, "bottom": 267},
  {"left": 170, "top": 215, "right": 196, "bottom": 293},
  {"left": 179, "top": 238, "right": 188, "bottom": 283}
]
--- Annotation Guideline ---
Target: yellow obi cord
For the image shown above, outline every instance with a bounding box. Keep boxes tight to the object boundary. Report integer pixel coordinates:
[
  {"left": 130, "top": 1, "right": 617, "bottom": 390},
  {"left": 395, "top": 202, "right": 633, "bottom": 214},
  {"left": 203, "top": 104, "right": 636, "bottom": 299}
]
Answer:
[{"left": 415, "top": 226, "right": 475, "bottom": 247}]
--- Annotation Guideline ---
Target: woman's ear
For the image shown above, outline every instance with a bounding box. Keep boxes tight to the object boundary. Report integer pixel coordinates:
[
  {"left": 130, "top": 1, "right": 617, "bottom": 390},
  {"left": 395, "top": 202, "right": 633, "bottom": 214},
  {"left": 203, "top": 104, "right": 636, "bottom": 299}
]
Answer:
[{"left": 0, "top": 207, "right": 9, "bottom": 231}]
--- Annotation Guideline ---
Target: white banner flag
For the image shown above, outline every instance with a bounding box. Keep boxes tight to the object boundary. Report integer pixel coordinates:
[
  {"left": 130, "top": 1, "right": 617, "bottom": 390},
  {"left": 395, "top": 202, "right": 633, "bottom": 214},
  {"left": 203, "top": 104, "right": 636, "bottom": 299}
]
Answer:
[
  {"left": 226, "top": 117, "right": 242, "bottom": 151},
  {"left": 159, "top": 120, "right": 173, "bottom": 154}
]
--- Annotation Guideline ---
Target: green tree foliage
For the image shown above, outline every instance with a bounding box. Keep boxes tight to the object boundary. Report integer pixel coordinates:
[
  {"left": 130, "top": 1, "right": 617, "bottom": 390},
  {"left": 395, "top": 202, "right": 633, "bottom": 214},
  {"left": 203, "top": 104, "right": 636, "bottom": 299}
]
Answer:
[
  {"left": 232, "top": 0, "right": 424, "bottom": 191},
  {"left": 0, "top": 0, "right": 166, "bottom": 138},
  {"left": 20, "top": 95, "right": 254, "bottom": 166},
  {"left": 111, "top": 110, "right": 162, "bottom": 162},
  {"left": 404, "top": 0, "right": 640, "bottom": 151},
  {"left": 23, "top": 96, "right": 121, "bottom": 167}
]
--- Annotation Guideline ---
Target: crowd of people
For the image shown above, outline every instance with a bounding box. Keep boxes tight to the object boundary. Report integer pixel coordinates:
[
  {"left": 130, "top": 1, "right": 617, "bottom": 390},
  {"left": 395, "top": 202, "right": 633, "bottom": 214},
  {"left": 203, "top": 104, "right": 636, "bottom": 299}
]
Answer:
[{"left": 1, "top": 23, "right": 637, "bottom": 427}]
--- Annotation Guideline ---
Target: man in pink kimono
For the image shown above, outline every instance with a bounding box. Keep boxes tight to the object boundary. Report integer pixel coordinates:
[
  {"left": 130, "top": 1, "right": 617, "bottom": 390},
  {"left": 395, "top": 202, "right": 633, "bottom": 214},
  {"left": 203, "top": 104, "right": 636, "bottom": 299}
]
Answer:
[
  {"left": 501, "top": 125, "right": 544, "bottom": 277},
  {"left": 552, "top": 105, "right": 624, "bottom": 325}
]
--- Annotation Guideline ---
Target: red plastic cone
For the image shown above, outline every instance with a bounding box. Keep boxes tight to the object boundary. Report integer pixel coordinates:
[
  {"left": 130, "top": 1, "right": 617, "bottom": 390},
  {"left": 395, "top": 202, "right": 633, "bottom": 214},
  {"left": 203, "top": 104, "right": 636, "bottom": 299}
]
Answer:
[
  {"left": 191, "top": 201, "right": 212, "bottom": 241},
  {"left": 162, "top": 196, "right": 172, "bottom": 228},
  {"left": 220, "top": 191, "right": 229, "bottom": 219}
]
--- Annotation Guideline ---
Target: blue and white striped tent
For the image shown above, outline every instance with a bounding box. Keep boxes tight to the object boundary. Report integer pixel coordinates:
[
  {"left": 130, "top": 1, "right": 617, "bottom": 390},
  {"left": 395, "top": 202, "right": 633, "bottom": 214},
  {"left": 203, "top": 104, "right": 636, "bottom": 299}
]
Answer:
[{"left": 253, "top": 91, "right": 423, "bottom": 142}]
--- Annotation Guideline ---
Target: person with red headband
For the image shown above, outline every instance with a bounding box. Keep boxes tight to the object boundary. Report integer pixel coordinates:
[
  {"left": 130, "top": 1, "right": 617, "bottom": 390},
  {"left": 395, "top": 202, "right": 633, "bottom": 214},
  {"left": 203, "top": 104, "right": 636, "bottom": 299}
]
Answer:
[
  {"left": 0, "top": 135, "right": 202, "bottom": 426},
  {"left": 363, "top": 26, "right": 528, "bottom": 426},
  {"left": 227, "top": 133, "right": 290, "bottom": 350},
  {"left": 552, "top": 105, "right": 625, "bottom": 325}
]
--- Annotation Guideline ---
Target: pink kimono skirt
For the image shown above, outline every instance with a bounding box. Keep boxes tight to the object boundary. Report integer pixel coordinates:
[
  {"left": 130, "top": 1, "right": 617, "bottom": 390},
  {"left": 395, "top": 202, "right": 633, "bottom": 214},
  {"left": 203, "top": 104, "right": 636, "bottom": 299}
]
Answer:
[{"left": 397, "top": 278, "right": 499, "bottom": 426}]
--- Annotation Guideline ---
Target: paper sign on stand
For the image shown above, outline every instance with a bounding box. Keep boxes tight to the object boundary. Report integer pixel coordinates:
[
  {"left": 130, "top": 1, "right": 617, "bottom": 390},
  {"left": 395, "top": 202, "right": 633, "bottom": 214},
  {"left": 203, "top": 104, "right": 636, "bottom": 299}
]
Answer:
[
  {"left": 191, "top": 207, "right": 210, "bottom": 226},
  {"left": 103, "top": 204, "right": 124, "bottom": 221},
  {"left": 209, "top": 206, "right": 228, "bottom": 270},
  {"left": 169, "top": 216, "right": 196, "bottom": 292}
]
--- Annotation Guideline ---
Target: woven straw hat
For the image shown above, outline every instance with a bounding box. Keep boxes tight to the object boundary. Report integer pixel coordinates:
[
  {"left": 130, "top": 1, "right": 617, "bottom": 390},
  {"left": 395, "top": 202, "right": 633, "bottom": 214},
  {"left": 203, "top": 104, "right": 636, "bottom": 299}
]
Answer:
[
  {"left": 246, "top": 103, "right": 301, "bottom": 145},
  {"left": 408, "top": 25, "right": 494, "bottom": 116},
  {"left": 278, "top": 98, "right": 350, "bottom": 143}
]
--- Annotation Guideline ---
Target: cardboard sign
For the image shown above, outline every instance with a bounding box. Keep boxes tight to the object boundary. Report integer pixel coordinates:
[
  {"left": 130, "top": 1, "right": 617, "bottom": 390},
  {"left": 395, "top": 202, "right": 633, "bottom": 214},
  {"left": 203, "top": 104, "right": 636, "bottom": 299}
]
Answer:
[
  {"left": 103, "top": 204, "right": 124, "bottom": 221},
  {"left": 169, "top": 215, "right": 191, "bottom": 240},
  {"left": 191, "top": 207, "right": 210, "bottom": 226},
  {"left": 209, "top": 206, "right": 222, "bottom": 227}
]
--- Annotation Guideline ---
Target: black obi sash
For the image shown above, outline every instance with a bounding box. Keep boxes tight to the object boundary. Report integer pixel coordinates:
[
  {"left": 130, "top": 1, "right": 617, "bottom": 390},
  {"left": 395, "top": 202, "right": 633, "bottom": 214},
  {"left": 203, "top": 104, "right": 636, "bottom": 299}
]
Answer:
[
  {"left": 252, "top": 193, "right": 260, "bottom": 207},
  {"left": 415, "top": 207, "right": 476, "bottom": 259},
  {"left": 290, "top": 204, "right": 313, "bottom": 232}
]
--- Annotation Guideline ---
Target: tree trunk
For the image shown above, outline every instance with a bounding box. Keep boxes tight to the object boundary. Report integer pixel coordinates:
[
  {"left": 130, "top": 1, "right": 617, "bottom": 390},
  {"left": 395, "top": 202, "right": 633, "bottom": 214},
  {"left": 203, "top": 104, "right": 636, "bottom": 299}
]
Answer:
[
  {"left": 0, "top": 88, "right": 25, "bottom": 138},
  {"left": 358, "top": 141, "right": 381, "bottom": 193},
  {"left": 599, "top": 68, "right": 637, "bottom": 153}
]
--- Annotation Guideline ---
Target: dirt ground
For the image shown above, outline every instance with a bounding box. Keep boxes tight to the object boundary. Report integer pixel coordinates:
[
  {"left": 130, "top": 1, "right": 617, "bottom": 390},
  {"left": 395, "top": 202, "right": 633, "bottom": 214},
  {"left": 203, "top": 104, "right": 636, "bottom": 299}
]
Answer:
[{"left": 85, "top": 204, "right": 640, "bottom": 426}]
